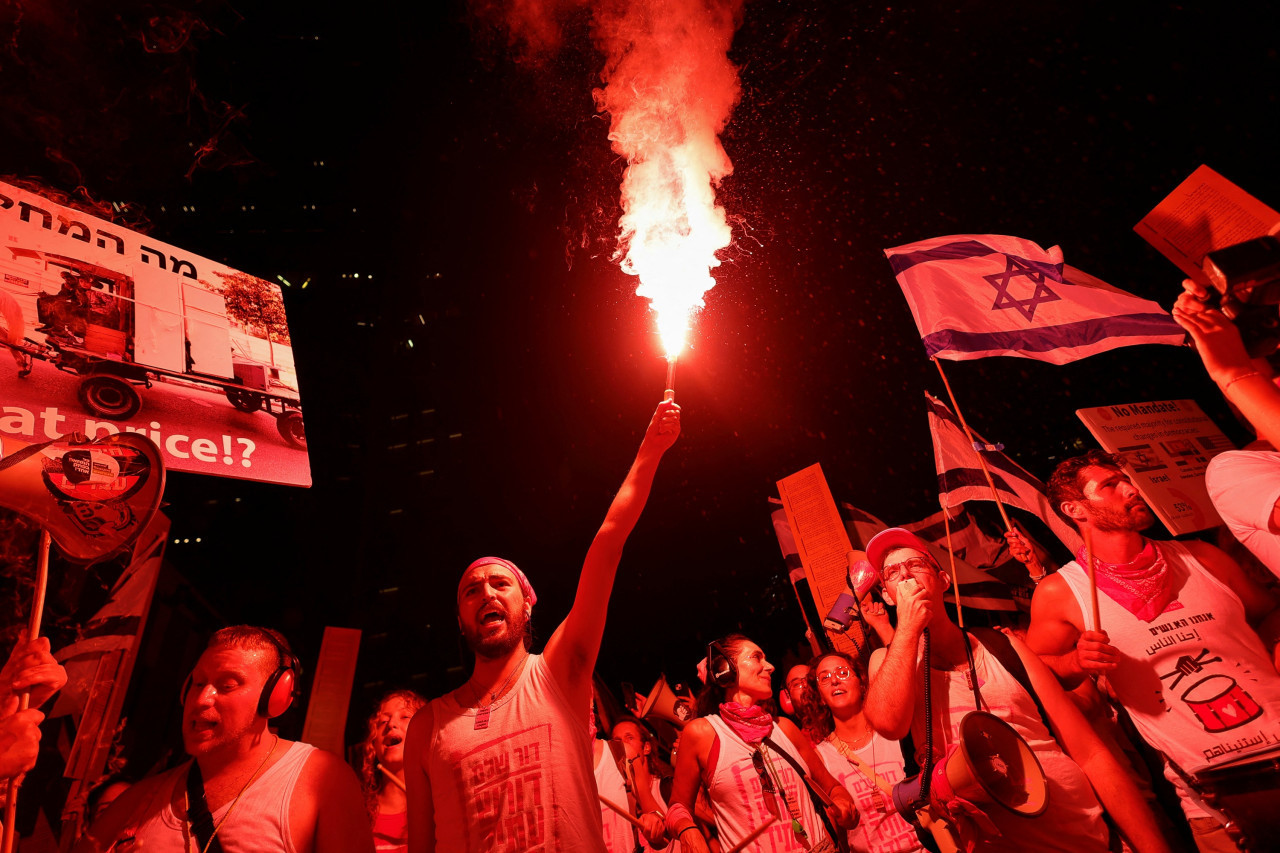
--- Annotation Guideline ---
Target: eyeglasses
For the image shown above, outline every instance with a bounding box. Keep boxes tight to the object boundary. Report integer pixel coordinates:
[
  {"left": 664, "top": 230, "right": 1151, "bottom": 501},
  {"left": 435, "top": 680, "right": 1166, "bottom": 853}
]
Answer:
[
  {"left": 785, "top": 678, "right": 807, "bottom": 693},
  {"left": 881, "top": 557, "right": 935, "bottom": 584},
  {"left": 815, "top": 666, "right": 854, "bottom": 686}
]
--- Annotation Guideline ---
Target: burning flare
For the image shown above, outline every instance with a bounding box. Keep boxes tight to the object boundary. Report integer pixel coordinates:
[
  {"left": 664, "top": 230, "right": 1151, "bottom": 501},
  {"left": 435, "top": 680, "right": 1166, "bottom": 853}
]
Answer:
[{"left": 592, "top": 0, "right": 744, "bottom": 366}]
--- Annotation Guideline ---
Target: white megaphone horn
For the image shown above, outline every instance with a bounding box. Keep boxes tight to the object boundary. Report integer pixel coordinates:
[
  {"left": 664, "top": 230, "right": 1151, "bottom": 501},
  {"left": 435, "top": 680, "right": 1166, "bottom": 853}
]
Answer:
[
  {"left": 890, "top": 711, "right": 1048, "bottom": 850},
  {"left": 638, "top": 675, "right": 695, "bottom": 729}
]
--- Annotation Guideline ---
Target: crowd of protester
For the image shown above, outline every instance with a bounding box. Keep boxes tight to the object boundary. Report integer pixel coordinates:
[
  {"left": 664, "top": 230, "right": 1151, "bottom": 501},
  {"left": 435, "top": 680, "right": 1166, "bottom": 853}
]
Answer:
[{"left": 3, "top": 285, "right": 1280, "bottom": 852}]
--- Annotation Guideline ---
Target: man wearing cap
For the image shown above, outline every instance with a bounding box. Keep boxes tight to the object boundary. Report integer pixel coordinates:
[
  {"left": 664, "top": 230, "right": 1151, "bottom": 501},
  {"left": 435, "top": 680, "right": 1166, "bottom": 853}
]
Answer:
[
  {"left": 862, "top": 527, "right": 1172, "bottom": 853},
  {"left": 405, "top": 400, "right": 680, "bottom": 853},
  {"left": 1026, "top": 450, "right": 1280, "bottom": 852}
]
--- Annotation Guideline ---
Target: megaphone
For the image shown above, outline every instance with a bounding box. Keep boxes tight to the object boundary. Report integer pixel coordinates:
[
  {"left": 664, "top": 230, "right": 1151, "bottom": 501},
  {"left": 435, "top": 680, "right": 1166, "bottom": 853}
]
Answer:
[
  {"left": 0, "top": 432, "right": 165, "bottom": 563},
  {"left": 891, "top": 711, "right": 1047, "bottom": 844},
  {"left": 638, "top": 675, "right": 694, "bottom": 729}
]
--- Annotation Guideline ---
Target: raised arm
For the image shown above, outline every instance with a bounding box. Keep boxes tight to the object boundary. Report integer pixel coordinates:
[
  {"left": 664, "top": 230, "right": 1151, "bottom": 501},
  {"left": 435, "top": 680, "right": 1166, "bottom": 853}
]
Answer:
[
  {"left": 404, "top": 704, "right": 437, "bottom": 853},
  {"left": 1008, "top": 634, "right": 1172, "bottom": 853},
  {"left": 544, "top": 400, "right": 680, "bottom": 704},
  {"left": 864, "top": 580, "right": 930, "bottom": 741},
  {"left": 0, "top": 702, "right": 42, "bottom": 780},
  {"left": 0, "top": 635, "right": 68, "bottom": 710},
  {"left": 1173, "top": 282, "right": 1280, "bottom": 448}
]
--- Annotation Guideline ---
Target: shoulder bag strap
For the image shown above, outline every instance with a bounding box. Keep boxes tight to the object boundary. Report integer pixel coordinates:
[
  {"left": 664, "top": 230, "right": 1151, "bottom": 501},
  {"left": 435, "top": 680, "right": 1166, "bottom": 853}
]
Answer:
[
  {"left": 761, "top": 736, "right": 848, "bottom": 853},
  {"left": 185, "top": 761, "right": 226, "bottom": 853}
]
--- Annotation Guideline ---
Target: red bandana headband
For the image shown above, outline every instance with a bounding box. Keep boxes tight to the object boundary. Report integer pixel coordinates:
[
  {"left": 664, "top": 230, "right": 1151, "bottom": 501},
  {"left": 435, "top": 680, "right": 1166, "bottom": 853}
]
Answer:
[{"left": 460, "top": 556, "right": 538, "bottom": 608}]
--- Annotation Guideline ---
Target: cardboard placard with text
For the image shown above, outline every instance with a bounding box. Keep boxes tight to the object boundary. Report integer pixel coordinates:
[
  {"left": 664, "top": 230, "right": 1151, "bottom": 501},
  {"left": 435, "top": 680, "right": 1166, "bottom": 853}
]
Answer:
[
  {"left": 1076, "top": 400, "right": 1235, "bottom": 535},
  {"left": 0, "top": 179, "right": 311, "bottom": 486},
  {"left": 1135, "top": 165, "right": 1280, "bottom": 285},
  {"left": 777, "top": 463, "right": 867, "bottom": 657}
]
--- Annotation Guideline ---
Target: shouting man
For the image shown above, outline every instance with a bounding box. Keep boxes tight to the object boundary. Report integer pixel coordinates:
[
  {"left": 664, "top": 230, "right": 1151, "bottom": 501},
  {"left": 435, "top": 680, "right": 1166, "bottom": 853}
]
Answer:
[{"left": 405, "top": 399, "right": 681, "bottom": 852}]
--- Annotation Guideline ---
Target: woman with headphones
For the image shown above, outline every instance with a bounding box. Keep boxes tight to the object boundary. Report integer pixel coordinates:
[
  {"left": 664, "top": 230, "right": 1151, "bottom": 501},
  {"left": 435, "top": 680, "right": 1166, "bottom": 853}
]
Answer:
[{"left": 666, "top": 634, "right": 858, "bottom": 853}]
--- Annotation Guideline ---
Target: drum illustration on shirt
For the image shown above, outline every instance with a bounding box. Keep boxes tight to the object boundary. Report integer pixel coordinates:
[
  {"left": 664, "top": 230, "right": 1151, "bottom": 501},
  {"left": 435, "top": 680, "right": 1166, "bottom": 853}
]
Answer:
[{"left": 1181, "top": 675, "right": 1263, "bottom": 734}]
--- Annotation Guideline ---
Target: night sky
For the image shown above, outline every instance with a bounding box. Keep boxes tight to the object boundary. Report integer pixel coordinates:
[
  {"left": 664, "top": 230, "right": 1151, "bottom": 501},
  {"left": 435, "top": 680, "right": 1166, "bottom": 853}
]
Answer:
[{"left": 3, "top": 1, "right": 1279, "bottom": 744}]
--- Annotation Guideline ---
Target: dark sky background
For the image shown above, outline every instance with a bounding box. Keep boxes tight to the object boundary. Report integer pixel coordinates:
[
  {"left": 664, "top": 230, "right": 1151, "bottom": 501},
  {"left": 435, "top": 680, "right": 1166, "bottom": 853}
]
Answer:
[{"left": 3, "top": 0, "right": 1279, "bottom": 746}]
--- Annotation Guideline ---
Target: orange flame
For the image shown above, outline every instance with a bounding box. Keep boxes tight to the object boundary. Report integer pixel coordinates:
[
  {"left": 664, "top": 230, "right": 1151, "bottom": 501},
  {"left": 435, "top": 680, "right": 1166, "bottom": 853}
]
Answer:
[{"left": 593, "top": 0, "right": 744, "bottom": 361}]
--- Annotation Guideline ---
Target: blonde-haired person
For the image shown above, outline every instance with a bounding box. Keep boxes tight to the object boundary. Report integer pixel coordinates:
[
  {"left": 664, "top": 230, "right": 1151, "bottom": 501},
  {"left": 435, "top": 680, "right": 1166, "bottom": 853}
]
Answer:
[{"left": 362, "top": 690, "right": 426, "bottom": 852}]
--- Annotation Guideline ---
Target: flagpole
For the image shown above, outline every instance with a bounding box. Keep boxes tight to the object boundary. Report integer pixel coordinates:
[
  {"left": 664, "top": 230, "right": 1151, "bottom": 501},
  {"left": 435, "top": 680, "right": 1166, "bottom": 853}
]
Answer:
[
  {"left": 784, "top": 564, "right": 827, "bottom": 658},
  {"left": 932, "top": 358, "right": 1015, "bottom": 533},
  {"left": 942, "top": 506, "right": 965, "bottom": 630},
  {"left": 1082, "top": 527, "right": 1102, "bottom": 632},
  {"left": 2, "top": 531, "right": 51, "bottom": 853},
  {"left": 790, "top": 579, "right": 825, "bottom": 658}
]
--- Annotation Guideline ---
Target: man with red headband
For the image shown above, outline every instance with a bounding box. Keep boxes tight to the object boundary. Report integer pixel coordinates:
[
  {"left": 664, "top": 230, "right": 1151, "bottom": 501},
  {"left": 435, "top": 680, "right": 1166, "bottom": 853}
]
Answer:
[
  {"left": 405, "top": 400, "right": 680, "bottom": 853},
  {"left": 1025, "top": 450, "right": 1280, "bottom": 852}
]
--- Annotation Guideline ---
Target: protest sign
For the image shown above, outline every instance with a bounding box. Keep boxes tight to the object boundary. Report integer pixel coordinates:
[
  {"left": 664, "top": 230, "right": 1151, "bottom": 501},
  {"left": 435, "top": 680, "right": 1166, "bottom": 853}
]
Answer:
[
  {"left": 0, "top": 180, "right": 310, "bottom": 486},
  {"left": 1135, "top": 165, "right": 1280, "bottom": 285},
  {"left": 777, "top": 464, "right": 867, "bottom": 657},
  {"left": 1076, "top": 399, "right": 1235, "bottom": 534}
]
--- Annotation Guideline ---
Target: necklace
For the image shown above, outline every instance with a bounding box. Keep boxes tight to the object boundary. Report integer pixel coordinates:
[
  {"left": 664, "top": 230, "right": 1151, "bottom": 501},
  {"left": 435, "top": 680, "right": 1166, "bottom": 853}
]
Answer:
[
  {"left": 470, "top": 651, "right": 528, "bottom": 730},
  {"left": 833, "top": 720, "right": 873, "bottom": 750},
  {"left": 184, "top": 735, "right": 280, "bottom": 853}
]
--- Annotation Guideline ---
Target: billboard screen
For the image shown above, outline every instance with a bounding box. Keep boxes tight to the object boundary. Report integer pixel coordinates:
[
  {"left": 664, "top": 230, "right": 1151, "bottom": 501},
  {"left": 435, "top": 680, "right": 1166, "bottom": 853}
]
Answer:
[{"left": 0, "top": 180, "right": 311, "bottom": 487}]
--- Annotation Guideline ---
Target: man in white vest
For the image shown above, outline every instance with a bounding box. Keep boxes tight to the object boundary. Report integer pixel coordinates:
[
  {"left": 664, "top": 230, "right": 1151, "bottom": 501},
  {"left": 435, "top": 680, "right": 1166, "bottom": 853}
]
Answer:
[
  {"left": 405, "top": 400, "right": 680, "bottom": 853},
  {"left": 78, "top": 626, "right": 373, "bottom": 853},
  {"left": 1025, "top": 450, "right": 1280, "bottom": 852}
]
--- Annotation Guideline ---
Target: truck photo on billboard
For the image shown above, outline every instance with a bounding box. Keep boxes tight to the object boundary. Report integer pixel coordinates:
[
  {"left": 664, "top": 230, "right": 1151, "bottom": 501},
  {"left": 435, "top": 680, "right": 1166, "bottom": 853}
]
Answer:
[{"left": 0, "top": 180, "right": 311, "bottom": 487}]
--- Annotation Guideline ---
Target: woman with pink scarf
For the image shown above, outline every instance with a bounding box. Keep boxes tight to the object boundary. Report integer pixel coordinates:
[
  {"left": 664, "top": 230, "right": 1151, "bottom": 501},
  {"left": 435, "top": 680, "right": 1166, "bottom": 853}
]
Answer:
[{"left": 666, "top": 633, "right": 857, "bottom": 853}]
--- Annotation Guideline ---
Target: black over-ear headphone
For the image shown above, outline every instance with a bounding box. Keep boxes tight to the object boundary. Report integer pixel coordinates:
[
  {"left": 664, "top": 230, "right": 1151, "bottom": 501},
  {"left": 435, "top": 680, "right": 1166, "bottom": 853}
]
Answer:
[
  {"left": 707, "top": 641, "right": 736, "bottom": 688},
  {"left": 180, "top": 628, "right": 302, "bottom": 719}
]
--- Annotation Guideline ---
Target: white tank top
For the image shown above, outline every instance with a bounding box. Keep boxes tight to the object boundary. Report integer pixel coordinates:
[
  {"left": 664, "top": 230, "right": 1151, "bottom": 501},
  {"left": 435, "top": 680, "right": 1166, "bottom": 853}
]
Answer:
[
  {"left": 595, "top": 744, "right": 641, "bottom": 853},
  {"left": 813, "top": 735, "right": 924, "bottom": 853},
  {"left": 593, "top": 745, "right": 678, "bottom": 853},
  {"left": 125, "top": 739, "right": 315, "bottom": 852},
  {"left": 1058, "top": 541, "right": 1280, "bottom": 819},
  {"left": 423, "top": 653, "right": 605, "bottom": 852},
  {"left": 703, "top": 715, "right": 832, "bottom": 853},
  {"left": 1057, "top": 541, "right": 1280, "bottom": 774},
  {"left": 906, "top": 640, "right": 1109, "bottom": 853}
]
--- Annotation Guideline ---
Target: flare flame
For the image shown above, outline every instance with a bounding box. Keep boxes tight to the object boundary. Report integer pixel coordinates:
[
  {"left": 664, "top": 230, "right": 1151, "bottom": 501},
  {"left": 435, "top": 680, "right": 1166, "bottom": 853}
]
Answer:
[{"left": 593, "top": 0, "right": 744, "bottom": 361}]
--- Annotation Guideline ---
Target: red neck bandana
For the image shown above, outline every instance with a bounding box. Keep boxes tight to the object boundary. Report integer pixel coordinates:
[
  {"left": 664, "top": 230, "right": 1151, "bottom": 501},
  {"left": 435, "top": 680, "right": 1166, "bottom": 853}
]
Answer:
[
  {"left": 719, "top": 702, "right": 773, "bottom": 744},
  {"left": 1079, "top": 540, "right": 1175, "bottom": 623}
]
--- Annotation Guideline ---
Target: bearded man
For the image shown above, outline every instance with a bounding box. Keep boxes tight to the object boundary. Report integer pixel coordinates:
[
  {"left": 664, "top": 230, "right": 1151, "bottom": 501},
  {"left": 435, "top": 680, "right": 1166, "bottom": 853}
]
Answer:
[
  {"left": 405, "top": 400, "right": 680, "bottom": 853},
  {"left": 1025, "top": 450, "right": 1280, "bottom": 852}
]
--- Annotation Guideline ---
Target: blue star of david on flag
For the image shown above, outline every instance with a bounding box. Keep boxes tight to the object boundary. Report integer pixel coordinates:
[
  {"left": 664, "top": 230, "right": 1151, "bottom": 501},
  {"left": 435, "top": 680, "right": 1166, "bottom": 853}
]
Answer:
[
  {"left": 884, "top": 233, "right": 1186, "bottom": 364},
  {"left": 983, "top": 255, "right": 1062, "bottom": 321}
]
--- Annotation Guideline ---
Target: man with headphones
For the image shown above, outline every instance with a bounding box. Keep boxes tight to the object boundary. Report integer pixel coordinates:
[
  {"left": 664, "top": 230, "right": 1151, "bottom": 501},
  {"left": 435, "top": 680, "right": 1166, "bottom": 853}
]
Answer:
[
  {"left": 405, "top": 398, "right": 680, "bottom": 852},
  {"left": 76, "top": 625, "right": 373, "bottom": 853}
]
